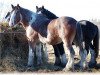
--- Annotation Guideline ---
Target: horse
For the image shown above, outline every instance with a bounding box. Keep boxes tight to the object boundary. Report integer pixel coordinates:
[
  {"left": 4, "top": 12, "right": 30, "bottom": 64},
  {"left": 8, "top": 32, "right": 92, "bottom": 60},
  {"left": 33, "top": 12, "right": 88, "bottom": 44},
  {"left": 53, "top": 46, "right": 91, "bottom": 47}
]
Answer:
[
  {"left": 5, "top": 12, "right": 65, "bottom": 67},
  {"left": 36, "top": 6, "right": 99, "bottom": 68},
  {"left": 8, "top": 4, "right": 87, "bottom": 70},
  {"left": 5, "top": 11, "right": 49, "bottom": 66}
]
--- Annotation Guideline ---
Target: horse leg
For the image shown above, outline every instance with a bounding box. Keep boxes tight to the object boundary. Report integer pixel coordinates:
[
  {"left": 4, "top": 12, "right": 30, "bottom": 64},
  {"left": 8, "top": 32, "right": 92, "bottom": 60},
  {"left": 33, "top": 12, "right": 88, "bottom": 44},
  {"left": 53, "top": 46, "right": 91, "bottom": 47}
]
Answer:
[
  {"left": 89, "top": 43, "right": 97, "bottom": 68},
  {"left": 36, "top": 42, "right": 42, "bottom": 65},
  {"left": 42, "top": 43, "right": 48, "bottom": 62},
  {"left": 63, "top": 40, "right": 75, "bottom": 70},
  {"left": 57, "top": 42, "right": 66, "bottom": 67},
  {"left": 78, "top": 42, "right": 88, "bottom": 70},
  {"left": 53, "top": 45, "right": 61, "bottom": 66},
  {"left": 27, "top": 41, "right": 36, "bottom": 67}
]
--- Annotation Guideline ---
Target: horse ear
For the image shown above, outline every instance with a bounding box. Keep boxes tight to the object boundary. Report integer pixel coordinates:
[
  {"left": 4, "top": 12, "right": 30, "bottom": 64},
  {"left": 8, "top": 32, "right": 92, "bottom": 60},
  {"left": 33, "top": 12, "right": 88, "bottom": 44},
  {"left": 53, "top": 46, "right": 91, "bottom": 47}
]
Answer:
[
  {"left": 42, "top": 6, "right": 44, "bottom": 9},
  {"left": 11, "top": 4, "right": 15, "bottom": 9},
  {"left": 17, "top": 4, "right": 20, "bottom": 9},
  {"left": 36, "top": 6, "right": 38, "bottom": 9}
]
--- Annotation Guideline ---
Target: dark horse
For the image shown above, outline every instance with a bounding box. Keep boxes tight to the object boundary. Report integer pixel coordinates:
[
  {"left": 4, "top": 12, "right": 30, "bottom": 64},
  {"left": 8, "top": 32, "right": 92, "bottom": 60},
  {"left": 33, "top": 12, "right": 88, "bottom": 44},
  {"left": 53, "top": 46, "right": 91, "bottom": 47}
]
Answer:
[
  {"left": 36, "top": 6, "right": 99, "bottom": 68},
  {"left": 8, "top": 4, "right": 87, "bottom": 70}
]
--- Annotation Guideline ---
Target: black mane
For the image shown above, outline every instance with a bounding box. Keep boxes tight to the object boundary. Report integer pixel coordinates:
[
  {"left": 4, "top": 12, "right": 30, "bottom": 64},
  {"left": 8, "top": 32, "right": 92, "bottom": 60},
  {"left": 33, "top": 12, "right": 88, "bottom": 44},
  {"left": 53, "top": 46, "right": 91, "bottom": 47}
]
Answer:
[{"left": 42, "top": 8, "right": 58, "bottom": 19}]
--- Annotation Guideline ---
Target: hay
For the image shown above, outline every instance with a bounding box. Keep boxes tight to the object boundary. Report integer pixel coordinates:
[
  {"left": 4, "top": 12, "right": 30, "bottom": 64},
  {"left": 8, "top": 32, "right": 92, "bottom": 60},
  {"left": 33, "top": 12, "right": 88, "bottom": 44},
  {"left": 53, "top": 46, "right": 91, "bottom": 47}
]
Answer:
[
  {"left": 0, "top": 23, "right": 49, "bottom": 72},
  {"left": 0, "top": 31, "right": 29, "bottom": 72}
]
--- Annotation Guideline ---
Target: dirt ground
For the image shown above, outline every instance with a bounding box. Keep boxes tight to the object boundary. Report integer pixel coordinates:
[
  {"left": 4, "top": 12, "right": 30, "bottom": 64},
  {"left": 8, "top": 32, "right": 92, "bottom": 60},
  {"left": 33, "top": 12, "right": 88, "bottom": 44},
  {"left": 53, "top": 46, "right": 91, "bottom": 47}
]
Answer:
[{"left": 0, "top": 44, "right": 100, "bottom": 73}]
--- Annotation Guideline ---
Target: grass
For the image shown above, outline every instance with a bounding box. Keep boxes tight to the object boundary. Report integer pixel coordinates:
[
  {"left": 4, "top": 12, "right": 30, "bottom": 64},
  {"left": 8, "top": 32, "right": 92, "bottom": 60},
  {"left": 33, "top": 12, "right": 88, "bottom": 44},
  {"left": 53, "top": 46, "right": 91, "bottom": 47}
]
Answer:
[{"left": 0, "top": 42, "right": 100, "bottom": 73}]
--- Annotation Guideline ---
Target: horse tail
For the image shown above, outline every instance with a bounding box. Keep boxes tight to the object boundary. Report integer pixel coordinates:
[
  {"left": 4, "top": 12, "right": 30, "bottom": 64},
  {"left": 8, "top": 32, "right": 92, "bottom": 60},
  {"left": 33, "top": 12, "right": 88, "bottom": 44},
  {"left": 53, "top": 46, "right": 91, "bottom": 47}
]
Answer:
[
  {"left": 75, "top": 21, "right": 83, "bottom": 46},
  {"left": 93, "top": 26, "right": 99, "bottom": 58}
]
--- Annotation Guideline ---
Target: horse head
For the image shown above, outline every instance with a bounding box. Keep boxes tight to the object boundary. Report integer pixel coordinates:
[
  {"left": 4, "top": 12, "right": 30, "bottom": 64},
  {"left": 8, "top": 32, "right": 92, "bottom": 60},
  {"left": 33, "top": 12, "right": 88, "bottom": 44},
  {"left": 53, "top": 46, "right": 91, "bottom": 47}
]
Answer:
[
  {"left": 9, "top": 4, "right": 22, "bottom": 27},
  {"left": 36, "top": 6, "right": 45, "bottom": 14},
  {"left": 36, "top": 6, "right": 58, "bottom": 19}
]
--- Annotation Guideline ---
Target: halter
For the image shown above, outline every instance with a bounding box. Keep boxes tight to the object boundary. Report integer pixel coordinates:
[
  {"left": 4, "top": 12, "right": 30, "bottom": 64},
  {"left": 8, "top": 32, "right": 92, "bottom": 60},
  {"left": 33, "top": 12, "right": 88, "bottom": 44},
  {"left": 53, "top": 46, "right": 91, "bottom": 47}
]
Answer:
[{"left": 19, "top": 12, "right": 23, "bottom": 24}]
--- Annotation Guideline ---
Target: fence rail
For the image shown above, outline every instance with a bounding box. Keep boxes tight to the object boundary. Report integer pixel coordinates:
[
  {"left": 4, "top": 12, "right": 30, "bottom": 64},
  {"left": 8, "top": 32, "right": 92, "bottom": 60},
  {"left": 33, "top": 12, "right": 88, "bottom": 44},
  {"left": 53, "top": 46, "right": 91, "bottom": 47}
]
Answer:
[{"left": 0, "top": 32, "right": 25, "bottom": 34}]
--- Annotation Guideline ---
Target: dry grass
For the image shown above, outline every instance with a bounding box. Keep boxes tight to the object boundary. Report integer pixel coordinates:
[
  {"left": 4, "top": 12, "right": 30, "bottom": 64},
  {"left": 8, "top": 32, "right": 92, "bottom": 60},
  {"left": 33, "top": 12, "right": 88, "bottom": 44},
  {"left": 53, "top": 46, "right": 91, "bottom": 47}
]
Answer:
[{"left": 0, "top": 39, "right": 100, "bottom": 73}]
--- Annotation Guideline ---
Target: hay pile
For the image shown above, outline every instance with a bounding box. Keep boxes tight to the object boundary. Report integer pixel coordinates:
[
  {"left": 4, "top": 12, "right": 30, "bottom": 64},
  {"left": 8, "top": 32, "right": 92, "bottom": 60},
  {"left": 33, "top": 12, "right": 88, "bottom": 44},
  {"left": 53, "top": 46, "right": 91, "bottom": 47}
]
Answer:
[
  {"left": 0, "top": 22, "right": 29, "bottom": 72},
  {"left": 0, "top": 22, "right": 49, "bottom": 72}
]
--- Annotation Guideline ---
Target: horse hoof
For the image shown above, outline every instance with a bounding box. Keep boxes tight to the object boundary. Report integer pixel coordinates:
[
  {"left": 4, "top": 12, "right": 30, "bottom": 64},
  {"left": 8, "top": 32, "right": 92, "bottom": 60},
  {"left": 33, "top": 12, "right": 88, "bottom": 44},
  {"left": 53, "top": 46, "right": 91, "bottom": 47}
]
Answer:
[
  {"left": 37, "top": 63, "right": 42, "bottom": 66},
  {"left": 74, "top": 63, "right": 80, "bottom": 68},
  {"left": 54, "top": 62, "right": 61, "bottom": 66},
  {"left": 88, "top": 61, "right": 97, "bottom": 68},
  {"left": 54, "top": 59, "right": 61, "bottom": 66},
  {"left": 59, "top": 63, "right": 66, "bottom": 68},
  {"left": 74, "top": 63, "right": 88, "bottom": 71},
  {"left": 27, "top": 65, "right": 33, "bottom": 68},
  {"left": 62, "top": 67, "right": 74, "bottom": 72}
]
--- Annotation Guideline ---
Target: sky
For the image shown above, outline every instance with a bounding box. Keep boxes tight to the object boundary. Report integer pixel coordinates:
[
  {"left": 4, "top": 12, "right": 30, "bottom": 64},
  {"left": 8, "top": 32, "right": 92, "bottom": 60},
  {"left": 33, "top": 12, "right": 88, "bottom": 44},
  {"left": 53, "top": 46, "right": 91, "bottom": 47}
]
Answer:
[{"left": 0, "top": 0, "right": 100, "bottom": 22}]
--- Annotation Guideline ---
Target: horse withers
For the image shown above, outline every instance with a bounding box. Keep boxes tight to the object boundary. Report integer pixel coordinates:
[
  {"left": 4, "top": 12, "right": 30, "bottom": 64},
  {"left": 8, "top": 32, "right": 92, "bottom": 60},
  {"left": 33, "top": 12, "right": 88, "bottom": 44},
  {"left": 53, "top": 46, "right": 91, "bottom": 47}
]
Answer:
[
  {"left": 36, "top": 6, "right": 99, "bottom": 68},
  {"left": 8, "top": 4, "right": 87, "bottom": 70}
]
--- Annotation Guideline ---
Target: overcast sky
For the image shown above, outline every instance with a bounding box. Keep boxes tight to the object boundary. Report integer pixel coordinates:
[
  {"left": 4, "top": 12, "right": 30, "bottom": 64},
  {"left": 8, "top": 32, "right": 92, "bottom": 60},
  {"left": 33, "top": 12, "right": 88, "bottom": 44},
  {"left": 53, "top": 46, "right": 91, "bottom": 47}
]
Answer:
[{"left": 0, "top": 0, "right": 100, "bottom": 22}]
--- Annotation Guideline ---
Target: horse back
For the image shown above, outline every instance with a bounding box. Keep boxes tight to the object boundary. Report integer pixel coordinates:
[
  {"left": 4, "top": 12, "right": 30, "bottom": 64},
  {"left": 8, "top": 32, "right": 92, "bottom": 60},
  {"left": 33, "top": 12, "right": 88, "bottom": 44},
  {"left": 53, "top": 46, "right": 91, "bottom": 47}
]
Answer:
[
  {"left": 48, "top": 16, "right": 77, "bottom": 29},
  {"left": 47, "top": 16, "right": 77, "bottom": 44},
  {"left": 79, "top": 20, "right": 98, "bottom": 40}
]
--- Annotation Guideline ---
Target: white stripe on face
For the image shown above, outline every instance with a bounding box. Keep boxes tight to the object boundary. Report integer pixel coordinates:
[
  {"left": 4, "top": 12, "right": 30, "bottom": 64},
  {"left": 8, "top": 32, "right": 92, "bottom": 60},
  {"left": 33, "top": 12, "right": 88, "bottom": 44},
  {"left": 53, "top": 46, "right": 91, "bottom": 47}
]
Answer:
[
  {"left": 9, "top": 10, "right": 16, "bottom": 27},
  {"left": 37, "top": 11, "right": 42, "bottom": 14}
]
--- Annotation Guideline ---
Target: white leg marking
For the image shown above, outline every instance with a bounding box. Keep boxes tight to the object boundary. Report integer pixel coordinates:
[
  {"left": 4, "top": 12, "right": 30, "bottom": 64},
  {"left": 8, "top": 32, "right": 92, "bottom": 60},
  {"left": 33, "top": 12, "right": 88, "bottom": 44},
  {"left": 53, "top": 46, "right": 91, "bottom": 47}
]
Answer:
[
  {"left": 36, "top": 43, "right": 42, "bottom": 65},
  {"left": 28, "top": 45, "right": 34, "bottom": 66},
  {"left": 61, "top": 53, "right": 67, "bottom": 66},
  {"left": 66, "top": 47, "right": 75, "bottom": 70},
  {"left": 43, "top": 44, "right": 48, "bottom": 61},
  {"left": 79, "top": 48, "right": 87, "bottom": 68},
  {"left": 90, "top": 47, "right": 95, "bottom": 63}
]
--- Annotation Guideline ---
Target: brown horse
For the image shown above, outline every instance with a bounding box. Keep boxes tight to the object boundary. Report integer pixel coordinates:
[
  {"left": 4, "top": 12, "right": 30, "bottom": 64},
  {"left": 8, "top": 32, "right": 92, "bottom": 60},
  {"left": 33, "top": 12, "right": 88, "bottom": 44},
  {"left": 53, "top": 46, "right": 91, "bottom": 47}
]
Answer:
[
  {"left": 8, "top": 4, "right": 87, "bottom": 70},
  {"left": 36, "top": 6, "right": 99, "bottom": 68}
]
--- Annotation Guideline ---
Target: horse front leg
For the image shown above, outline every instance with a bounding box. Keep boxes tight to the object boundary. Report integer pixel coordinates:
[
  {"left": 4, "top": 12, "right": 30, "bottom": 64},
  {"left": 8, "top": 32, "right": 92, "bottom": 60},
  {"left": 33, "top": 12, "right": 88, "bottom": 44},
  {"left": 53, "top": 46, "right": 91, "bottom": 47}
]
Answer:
[
  {"left": 27, "top": 41, "right": 36, "bottom": 67},
  {"left": 36, "top": 42, "right": 42, "bottom": 65},
  {"left": 42, "top": 43, "right": 48, "bottom": 62}
]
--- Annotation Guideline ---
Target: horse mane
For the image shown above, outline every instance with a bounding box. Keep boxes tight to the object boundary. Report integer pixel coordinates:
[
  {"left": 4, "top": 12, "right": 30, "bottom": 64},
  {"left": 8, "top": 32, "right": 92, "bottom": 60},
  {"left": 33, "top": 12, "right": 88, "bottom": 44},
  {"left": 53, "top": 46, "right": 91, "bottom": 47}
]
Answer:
[
  {"left": 19, "top": 7, "right": 36, "bottom": 23},
  {"left": 43, "top": 8, "right": 58, "bottom": 19}
]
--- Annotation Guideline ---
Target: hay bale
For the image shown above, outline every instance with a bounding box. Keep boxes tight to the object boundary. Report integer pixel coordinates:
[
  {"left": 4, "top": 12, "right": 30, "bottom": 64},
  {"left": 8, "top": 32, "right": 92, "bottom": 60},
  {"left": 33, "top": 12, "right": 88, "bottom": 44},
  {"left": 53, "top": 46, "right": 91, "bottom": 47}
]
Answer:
[{"left": 0, "top": 23, "right": 49, "bottom": 72}]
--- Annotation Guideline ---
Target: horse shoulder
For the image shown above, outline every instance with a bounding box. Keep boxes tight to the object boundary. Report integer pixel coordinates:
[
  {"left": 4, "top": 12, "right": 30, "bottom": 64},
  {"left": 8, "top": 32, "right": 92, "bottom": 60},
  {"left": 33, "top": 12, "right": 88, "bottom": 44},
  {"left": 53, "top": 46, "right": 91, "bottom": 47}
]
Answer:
[{"left": 48, "top": 19, "right": 58, "bottom": 29}]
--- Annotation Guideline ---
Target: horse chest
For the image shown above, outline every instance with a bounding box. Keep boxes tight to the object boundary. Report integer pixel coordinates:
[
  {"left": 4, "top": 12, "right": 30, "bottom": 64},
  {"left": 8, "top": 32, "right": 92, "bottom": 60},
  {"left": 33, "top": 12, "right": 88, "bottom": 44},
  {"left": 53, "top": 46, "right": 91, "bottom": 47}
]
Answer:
[{"left": 26, "top": 26, "right": 38, "bottom": 41}]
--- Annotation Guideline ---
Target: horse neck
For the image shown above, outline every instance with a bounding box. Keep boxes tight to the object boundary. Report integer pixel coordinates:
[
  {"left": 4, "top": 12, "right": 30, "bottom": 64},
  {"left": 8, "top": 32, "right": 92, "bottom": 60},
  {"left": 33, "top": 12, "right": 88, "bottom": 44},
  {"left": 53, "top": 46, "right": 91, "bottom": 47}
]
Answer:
[
  {"left": 31, "top": 14, "right": 50, "bottom": 29},
  {"left": 44, "top": 9, "right": 58, "bottom": 19},
  {"left": 19, "top": 8, "right": 36, "bottom": 29},
  {"left": 30, "top": 14, "right": 51, "bottom": 37}
]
